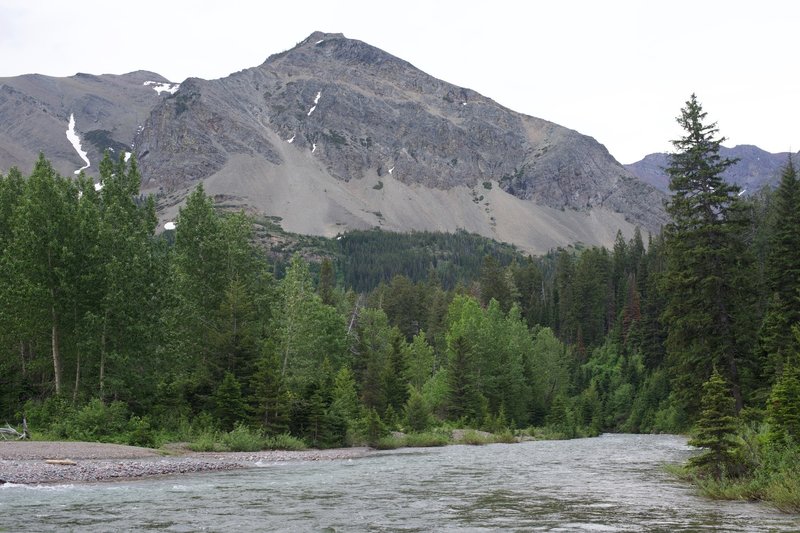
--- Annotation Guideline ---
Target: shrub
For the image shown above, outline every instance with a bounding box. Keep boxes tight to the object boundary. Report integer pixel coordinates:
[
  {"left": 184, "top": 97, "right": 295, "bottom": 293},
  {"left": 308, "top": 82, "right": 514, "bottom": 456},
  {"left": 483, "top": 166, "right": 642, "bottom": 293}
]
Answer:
[
  {"left": 126, "top": 416, "right": 156, "bottom": 448},
  {"left": 404, "top": 431, "right": 449, "bottom": 447},
  {"left": 458, "top": 429, "right": 494, "bottom": 445},
  {"left": 264, "top": 433, "right": 307, "bottom": 450},
  {"left": 374, "top": 434, "right": 405, "bottom": 450},
  {"left": 222, "top": 424, "right": 264, "bottom": 452},
  {"left": 187, "top": 431, "right": 223, "bottom": 452},
  {"left": 493, "top": 429, "right": 517, "bottom": 444}
]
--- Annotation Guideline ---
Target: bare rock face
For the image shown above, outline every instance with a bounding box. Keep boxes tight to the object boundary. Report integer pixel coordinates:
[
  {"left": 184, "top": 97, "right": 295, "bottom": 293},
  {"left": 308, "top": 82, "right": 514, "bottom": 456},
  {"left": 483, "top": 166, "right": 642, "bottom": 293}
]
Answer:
[
  {"left": 0, "top": 71, "right": 172, "bottom": 176},
  {"left": 1, "top": 32, "right": 669, "bottom": 252},
  {"left": 139, "top": 32, "right": 666, "bottom": 225}
]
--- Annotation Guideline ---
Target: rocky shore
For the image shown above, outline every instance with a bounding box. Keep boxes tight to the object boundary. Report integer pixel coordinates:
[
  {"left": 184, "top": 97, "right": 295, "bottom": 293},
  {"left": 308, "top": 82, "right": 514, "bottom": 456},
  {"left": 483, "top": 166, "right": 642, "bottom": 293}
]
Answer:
[{"left": 0, "top": 441, "right": 372, "bottom": 485}]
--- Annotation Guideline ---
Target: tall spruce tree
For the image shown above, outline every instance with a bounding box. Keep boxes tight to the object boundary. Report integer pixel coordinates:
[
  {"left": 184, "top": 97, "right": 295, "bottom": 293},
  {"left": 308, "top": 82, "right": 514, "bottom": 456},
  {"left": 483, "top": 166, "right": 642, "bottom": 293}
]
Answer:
[
  {"left": 758, "top": 157, "right": 800, "bottom": 377},
  {"left": 662, "top": 94, "right": 752, "bottom": 415}
]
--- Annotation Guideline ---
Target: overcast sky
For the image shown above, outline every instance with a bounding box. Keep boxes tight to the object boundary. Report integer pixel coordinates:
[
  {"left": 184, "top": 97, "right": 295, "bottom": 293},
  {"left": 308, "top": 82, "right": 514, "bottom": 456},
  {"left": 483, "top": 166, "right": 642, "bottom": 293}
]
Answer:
[{"left": 1, "top": 0, "right": 797, "bottom": 163}]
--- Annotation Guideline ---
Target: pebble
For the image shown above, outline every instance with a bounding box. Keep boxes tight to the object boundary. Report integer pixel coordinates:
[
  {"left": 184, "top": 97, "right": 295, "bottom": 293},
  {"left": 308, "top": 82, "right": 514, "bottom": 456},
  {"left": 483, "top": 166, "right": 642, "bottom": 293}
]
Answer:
[{"left": 0, "top": 447, "right": 372, "bottom": 485}]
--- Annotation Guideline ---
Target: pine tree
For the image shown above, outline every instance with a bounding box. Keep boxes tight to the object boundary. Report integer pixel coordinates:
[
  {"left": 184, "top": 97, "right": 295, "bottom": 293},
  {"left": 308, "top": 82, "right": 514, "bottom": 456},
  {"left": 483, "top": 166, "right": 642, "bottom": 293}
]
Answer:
[
  {"left": 766, "top": 356, "right": 800, "bottom": 446},
  {"left": 214, "top": 371, "right": 247, "bottom": 431},
  {"left": 446, "top": 334, "right": 482, "bottom": 422},
  {"left": 249, "top": 350, "right": 290, "bottom": 435},
  {"left": 479, "top": 255, "right": 512, "bottom": 312},
  {"left": 404, "top": 386, "right": 433, "bottom": 431},
  {"left": 765, "top": 157, "right": 800, "bottom": 303},
  {"left": 318, "top": 258, "right": 335, "bottom": 306},
  {"left": 662, "top": 94, "right": 752, "bottom": 415},
  {"left": 330, "top": 366, "right": 360, "bottom": 429},
  {"left": 403, "top": 331, "right": 435, "bottom": 390},
  {"left": 384, "top": 329, "right": 409, "bottom": 412},
  {"left": 758, "top": 157, "right": 800, "bottom": 377},
  {"left": 688, "top": 369, "right": 739, "bottom": 479}
]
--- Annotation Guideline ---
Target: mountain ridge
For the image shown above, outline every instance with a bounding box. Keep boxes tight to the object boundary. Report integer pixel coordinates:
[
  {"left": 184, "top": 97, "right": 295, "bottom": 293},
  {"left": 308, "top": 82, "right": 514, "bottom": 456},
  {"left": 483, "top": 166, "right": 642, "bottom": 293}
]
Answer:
[
  {"left": 625, "top": 144, "right": 796, "bottom": 194},
  {"left": 2, "top": 31, "right": 667, "bottom": 254}
]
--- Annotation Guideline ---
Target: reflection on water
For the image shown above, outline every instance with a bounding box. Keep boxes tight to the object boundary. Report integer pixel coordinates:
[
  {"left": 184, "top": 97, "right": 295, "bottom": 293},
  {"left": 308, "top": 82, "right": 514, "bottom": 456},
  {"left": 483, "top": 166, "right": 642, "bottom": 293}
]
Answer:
[{"left": 2, "top": 434, "right": 797, "bottom": 531}]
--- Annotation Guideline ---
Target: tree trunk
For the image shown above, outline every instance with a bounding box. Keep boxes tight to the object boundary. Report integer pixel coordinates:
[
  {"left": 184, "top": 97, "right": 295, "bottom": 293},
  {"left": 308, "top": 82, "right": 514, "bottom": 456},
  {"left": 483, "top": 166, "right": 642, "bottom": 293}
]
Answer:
[
  {"left": 100, "top": 311, "right": 108, "bottom": 399},
  {"left": 73, "top": 351, "right": 80, "bottom": 404},
  {"left": 51, "top": 301, "right": 62, "bottom": 396},
  {"left": 19, "top": 341, "right": 26, "bottom": 377}
]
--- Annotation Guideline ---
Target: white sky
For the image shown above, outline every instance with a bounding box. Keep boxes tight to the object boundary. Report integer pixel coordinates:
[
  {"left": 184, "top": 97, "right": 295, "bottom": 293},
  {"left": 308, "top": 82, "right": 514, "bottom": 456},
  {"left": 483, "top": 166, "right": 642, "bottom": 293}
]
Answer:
[{"left": 1, "top": 0, "right": 798, "bottom": 163}]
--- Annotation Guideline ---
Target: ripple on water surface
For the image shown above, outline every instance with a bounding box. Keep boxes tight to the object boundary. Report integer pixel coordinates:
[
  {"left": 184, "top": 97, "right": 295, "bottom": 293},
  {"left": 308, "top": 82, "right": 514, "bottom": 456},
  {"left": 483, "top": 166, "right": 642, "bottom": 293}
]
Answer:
[{"left": 1, "top": 434, "right": 797, "bottom": 531}]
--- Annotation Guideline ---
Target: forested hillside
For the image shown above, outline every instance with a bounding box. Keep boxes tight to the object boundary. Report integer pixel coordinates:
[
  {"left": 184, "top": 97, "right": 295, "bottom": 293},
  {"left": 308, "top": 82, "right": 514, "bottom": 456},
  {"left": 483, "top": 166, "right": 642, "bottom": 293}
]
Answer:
[{"left": 1, "top": 98, "right": 798, "bottom": 507}]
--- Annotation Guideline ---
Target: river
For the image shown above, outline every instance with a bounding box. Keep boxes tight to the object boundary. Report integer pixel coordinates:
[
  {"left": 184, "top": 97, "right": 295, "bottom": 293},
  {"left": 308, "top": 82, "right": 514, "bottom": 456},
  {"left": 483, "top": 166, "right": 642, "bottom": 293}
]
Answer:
[{"left": 2, "top": 434, "right": 797, "bottom": 531}]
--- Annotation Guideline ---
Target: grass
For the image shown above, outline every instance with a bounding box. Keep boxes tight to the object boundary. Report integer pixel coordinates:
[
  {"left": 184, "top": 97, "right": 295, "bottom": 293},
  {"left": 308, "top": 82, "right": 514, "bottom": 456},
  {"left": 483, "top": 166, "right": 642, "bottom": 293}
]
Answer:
[
  {"left": 186, "top": 426, "right": 308, "bottom": 452},
  {"left": 264, "top": 433, "right": 307, "bottom": 451},
  {"left": 221, "top": 424, "right": 264, "bottom": 452},
  {"left": 458, "top": 429, "right": 498, "bottom": 446},
  {"left": 667, "top": 440, "right": 800, "bottom": 513},
  {"left": 373, "top": 428, "right": 517, "bottom": 450},
  {"left": 187, "top": 431, "right": 223, "bottom": 452},
  {"left": 374, "top": 431, "right": 450, "bottom": 450},
  {"left": 404, "top": 431, "right": 450, "bottom": 447}
]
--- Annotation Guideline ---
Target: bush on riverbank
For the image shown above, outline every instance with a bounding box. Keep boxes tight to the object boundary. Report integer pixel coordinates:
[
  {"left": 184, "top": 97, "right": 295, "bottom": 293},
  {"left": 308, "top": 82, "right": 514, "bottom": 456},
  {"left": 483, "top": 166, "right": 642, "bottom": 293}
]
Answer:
[
  {"left": 187, "top": 425, "right": 308, "bottom": 452},
  {"left": 677, "top": 421, "right": 800, "bottom": 513}
]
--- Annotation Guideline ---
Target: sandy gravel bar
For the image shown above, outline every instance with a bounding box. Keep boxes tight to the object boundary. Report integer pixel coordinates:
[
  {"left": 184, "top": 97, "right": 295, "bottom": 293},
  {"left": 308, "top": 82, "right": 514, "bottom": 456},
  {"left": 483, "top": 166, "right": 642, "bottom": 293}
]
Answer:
[{"left": 0, "top": 441, "right": 372, "bottom": 485}]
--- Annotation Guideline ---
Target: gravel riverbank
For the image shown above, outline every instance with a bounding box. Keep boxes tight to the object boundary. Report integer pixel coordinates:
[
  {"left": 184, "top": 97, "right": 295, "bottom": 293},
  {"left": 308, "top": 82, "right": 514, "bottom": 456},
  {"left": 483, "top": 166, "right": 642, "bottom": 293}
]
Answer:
[{"left": 0, "top": 441, "right": 373, "bottom": 485}]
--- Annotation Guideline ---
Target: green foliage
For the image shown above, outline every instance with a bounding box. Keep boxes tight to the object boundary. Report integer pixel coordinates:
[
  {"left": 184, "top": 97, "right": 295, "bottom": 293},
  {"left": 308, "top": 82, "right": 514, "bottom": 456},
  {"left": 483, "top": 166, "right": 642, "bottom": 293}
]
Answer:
[
  {"left": 373, "top": 434, "right": 406, "bottom": 450},
  {"left": 766, "top": 359, "right": 800, "bottom": 446},
  {"left": 25, "top": 397, "right": 157, "bottom": 447},
  {"left": 404, "top": 387, "right": 433, "bottom": 432},
  {"left": 688, "top": 370, "right": 739, "bottom": 479},
  {"left": 403, "top": 332, "right": 435, "bottom": 390},
  {"left": 662, "top": 94, "right": 753, "bottom": 415},
  {"left": 264, "top": 432, "right": 307, "bottom": 450},
  {"left": 214, "top": 372, "right": 247, "bottom": 431},
  {"left": 335, "top": 229, "right": 521, "bottom": 291},
  {"left": 360, "top": 407, "right": 388, "bottom": 447},
  {"left": 456, "top": 429, "right": 495, "bottom": 445},
  {"left": 187, "top": 431, "right": 223, "bottom": 452},
  {"left": 403, "top": 430, "right": 450, "bottom": 447},
  {"left": 221, "top": 423, "right": 265, "bottom": 452},
  {"left": 675, "top": 424, "right": 800, "bottom": 513},
  {"left": 758, "top": 158, "right": 800, "bottom": 378}
]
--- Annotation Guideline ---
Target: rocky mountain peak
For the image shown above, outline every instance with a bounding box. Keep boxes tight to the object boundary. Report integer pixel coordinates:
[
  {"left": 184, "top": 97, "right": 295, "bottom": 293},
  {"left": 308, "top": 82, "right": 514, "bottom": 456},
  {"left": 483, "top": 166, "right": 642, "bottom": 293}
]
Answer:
[{"left": 1, "top": 33, "right": 668, "bottom": 253}]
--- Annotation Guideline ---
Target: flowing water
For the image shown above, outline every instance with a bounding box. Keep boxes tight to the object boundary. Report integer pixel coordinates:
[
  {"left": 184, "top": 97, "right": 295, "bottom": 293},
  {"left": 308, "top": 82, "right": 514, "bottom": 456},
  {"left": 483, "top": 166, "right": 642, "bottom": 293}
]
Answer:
[{"left": 2, "top": 434, "right": 798, "bottom": 531}]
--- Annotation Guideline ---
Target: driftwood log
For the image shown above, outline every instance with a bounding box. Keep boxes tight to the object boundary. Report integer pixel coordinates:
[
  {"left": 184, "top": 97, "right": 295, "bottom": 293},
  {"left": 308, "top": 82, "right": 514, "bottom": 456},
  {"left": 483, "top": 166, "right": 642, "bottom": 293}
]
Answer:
[
  {"left": 44, "top": 459, "right": 77, "bottom": 466},
  {"left": 0, "top": 417, "right": 30, "bottom": 440}
]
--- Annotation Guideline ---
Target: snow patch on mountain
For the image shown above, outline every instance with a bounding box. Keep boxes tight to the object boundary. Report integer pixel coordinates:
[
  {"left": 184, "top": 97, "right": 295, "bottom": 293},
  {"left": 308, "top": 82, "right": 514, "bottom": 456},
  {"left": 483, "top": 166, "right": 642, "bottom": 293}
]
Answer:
[
  {"left": 144, "top": 81, "right": 180, "bottom": 95},
  {"left": 66, "top": 114, "right": 90, "bottom": 174}
]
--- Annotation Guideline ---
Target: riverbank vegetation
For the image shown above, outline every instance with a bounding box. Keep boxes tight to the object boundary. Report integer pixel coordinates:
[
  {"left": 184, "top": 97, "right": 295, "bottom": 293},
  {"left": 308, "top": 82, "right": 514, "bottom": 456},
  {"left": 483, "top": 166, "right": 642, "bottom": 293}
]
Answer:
[{"left": 1, "top": 95, "right": 798, "bottom": 510}]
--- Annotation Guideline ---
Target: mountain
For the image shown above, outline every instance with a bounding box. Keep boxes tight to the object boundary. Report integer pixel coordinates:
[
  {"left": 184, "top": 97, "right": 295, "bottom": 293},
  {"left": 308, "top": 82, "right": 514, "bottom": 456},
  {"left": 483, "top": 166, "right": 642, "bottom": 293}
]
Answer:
[
  {"left": 626, "top": 145, "right": 795, "bottom": 195},
  {"left": 0, "top": 70, "right": 176, "bottom": 177},
  {"left": 0, "top": 32, "right": 667, "bottom": 254}
]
